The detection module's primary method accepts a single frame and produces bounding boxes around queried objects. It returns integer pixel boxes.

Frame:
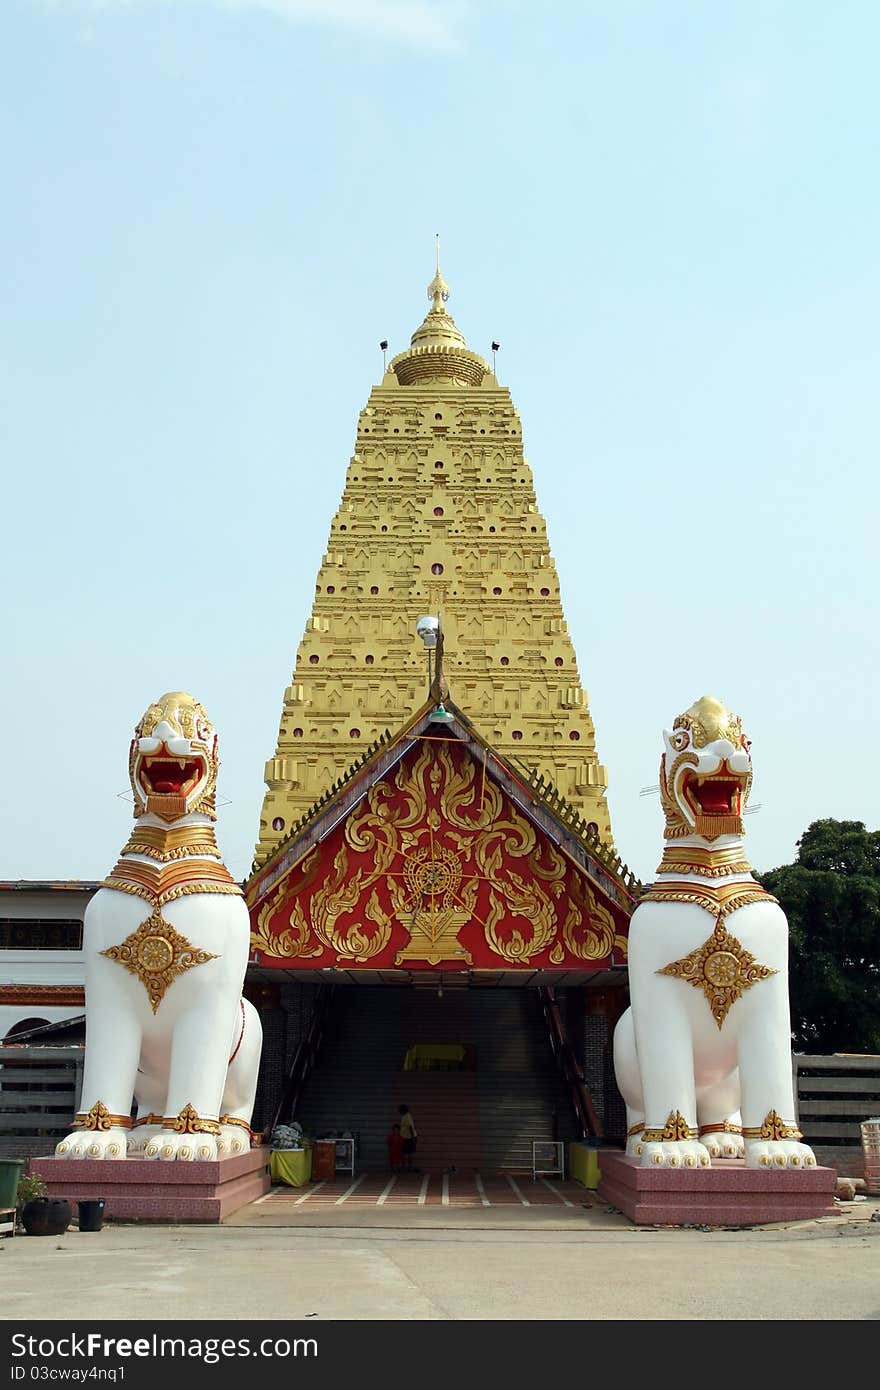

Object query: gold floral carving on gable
[482,869,556,964]
[252,738,623,970]
[561,874,617,962]
[101,908,218,1013]
[251,880,323,960]
[657,919,776,1028]
[306,843,393,962]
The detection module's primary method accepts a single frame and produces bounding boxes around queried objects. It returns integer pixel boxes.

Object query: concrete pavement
[3,1195,879,1322]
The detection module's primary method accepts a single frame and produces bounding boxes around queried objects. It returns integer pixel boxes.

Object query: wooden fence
[793,1053,880,1177]
[0,1044,83,1162]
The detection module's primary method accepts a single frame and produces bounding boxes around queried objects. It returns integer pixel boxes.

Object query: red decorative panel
[250,736,629,972]
[0,986,85,1006]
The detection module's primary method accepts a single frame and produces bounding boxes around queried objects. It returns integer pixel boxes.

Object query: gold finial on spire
[389,240,487,383]
[427,232,450,307]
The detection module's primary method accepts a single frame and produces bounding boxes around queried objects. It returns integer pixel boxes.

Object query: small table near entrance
[404,1042,466,1072]
[334,1137,356,1177]
[269,1148,312,1187]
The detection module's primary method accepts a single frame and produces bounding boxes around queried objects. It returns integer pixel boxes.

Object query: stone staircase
[294,986,576,1172]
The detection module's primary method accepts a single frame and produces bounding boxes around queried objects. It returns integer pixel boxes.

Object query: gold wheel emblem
[101,907,218,1013]
[658,918,776,1028]
[396,841,471,966]
[703,951,740,988]
[404,845,462,901]
[138,934,175,971]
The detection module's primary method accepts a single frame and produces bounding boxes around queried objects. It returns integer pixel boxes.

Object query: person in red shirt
[386,1122,404,1173]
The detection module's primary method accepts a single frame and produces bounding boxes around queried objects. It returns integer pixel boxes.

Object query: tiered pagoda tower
[254,258,612,869]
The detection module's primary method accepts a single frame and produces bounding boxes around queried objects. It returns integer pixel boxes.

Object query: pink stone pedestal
[597,1150,837,1227]
[34,1149,270,1223]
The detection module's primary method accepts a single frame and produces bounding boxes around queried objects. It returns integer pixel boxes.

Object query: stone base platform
[34,1149,270,1223]
[597,1150,838,1227]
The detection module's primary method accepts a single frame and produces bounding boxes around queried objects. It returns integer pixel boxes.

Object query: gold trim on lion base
[741,1110,803,1141]
[641,1111,698,1143]
[162,1103,221,1137]
[73,1102,132,1131]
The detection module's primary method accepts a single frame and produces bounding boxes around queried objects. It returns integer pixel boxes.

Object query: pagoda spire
[427,232,450,308]
[409,237,467,352]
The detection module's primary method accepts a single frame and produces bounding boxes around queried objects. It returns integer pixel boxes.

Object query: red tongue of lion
[700,780,733,814]
[152,764,186,794]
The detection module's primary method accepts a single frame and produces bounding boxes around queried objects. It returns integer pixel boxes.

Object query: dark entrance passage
[268,984,580,1174]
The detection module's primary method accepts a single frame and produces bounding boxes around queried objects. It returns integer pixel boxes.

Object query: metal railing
[538,986,603,1141]
[269,984,335,1134]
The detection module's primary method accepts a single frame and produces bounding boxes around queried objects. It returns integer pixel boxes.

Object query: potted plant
[17,1171,71,1237]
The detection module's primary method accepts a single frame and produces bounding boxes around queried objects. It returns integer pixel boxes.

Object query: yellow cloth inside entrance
[568,1142,601,1189]
[403,1042,466,1071]
[270,1148,312,1187]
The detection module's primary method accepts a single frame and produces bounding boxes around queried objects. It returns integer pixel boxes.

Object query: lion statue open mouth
[612,696,816,1171]
[55,692,262,1162]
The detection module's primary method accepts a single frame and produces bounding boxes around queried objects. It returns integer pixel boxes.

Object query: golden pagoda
[254,255,611,868]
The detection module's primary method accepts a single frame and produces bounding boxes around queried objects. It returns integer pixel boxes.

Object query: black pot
[21,1197,71,1237]
[77,1199,105,1232]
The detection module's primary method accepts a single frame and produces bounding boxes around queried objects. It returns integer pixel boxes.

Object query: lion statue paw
[745,1139,816,1169]
[145,1131,218,1162]
[55,1129,129,1161]
[642,1140,711,1169]
[217,1124,250,1157]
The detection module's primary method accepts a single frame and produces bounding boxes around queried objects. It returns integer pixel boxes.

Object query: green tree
[758,819,880,1054]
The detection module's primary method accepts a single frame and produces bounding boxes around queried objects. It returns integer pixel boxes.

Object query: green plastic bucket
[0,1159,24,1210]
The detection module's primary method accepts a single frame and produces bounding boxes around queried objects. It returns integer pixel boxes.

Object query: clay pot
[20,1197,71,1236]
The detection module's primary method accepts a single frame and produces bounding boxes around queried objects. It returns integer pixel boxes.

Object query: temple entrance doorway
[246,974,627,1194]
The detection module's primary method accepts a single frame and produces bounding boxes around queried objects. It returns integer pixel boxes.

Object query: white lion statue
[613,696,816,1171]
[56,692,262,1162]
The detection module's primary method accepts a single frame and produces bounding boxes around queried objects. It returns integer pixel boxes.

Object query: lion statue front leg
[142,924,250,1162]
[696,1073,744,1159]
[614,998,710,1167]
[218,1000,263,1156]
[737,980,816,1169]
[55,914,144,1161]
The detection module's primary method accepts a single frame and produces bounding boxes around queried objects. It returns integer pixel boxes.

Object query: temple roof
[247,696,640,915]
[246,698,637,983]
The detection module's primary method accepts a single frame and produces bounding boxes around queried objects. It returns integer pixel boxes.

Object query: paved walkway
[245,1170,586,1214]
[2,1189,878,1322]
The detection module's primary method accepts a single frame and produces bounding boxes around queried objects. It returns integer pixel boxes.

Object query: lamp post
[416,615,453,722]
[416,614,441,694]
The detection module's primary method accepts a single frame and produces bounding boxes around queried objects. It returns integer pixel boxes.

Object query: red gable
[247,724,633,974]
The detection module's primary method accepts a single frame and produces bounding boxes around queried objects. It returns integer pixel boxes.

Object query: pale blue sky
[2,0,877,886]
